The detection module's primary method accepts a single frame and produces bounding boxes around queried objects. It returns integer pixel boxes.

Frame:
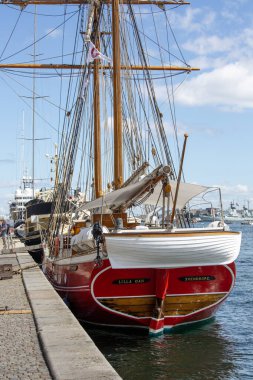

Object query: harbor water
[85,223,253,380]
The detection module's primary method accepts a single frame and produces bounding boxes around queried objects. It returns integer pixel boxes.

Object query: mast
[32,5,37,198]
[93,7,102,198]
[21,111,25,180]
[112,0,123,189]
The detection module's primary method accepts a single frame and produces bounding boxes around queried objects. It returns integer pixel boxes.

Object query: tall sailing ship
[2,0,241,335]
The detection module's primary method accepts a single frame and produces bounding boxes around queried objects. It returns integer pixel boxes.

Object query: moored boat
[43,173,241,335]
[44,227,239,335]
[241,220,253,225]
[9,176,34,224]
[5,0,240,335]
[25,198,53,264]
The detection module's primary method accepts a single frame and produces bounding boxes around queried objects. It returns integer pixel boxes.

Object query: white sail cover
[80,176,210,211]
[143,181,209,210]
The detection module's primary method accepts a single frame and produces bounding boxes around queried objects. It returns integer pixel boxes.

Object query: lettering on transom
[179,276,216,282]
[112,278,150,285]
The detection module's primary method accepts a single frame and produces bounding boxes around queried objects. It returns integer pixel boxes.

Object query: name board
[179,276,215,282]
[113,278,150,285]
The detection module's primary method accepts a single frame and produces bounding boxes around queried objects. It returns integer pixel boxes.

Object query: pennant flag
[87,42,111,64]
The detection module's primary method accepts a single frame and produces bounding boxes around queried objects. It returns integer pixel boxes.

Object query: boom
[0,63,199,71]
[0,1,190,6]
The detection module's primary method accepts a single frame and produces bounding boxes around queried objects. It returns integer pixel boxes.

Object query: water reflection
[86,321,237,380]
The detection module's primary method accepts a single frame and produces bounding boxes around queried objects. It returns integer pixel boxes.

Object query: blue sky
[171,0,253,209]
[0,0,252,215]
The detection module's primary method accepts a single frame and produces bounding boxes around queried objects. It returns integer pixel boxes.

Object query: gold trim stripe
[99,293,227,318]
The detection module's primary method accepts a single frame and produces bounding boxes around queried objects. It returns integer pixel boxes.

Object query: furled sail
[79,166,163,211]
[81,170,210,212]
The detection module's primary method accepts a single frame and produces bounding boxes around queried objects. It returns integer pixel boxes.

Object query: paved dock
[0,239,121,380]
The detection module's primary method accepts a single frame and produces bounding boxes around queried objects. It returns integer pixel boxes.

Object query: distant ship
[224,202,253,223]
[9,176,34,223]
[198,202,253,224]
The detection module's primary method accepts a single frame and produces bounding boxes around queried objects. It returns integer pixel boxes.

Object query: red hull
[44,257,236,335]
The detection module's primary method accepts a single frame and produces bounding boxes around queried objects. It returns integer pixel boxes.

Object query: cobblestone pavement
[0,245,52,380]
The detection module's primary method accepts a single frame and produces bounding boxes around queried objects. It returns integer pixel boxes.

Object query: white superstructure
[9,177,34,222]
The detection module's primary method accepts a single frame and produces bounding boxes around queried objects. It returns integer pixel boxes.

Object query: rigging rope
[128,3,176,177]
[47,3,104,250]
[0,10,79,63]
[57,4,68,145]
[0,8,23,60]
[6,4,78,17]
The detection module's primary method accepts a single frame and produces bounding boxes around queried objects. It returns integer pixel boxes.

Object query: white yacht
[9,176,34,223]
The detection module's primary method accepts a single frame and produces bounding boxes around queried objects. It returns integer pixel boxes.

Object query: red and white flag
[87,42,111,64]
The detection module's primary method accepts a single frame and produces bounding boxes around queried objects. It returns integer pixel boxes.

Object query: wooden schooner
[2,0,241,335]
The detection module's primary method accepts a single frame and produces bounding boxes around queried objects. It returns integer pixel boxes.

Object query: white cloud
[221,9,242,24]
[186,28,253,65]
[219,184,249,195]
[152,15,253,111]
[171,8,215,33]
[188,55,226,71]
[46,28,62,39]
[183,35,234,55]
[217,184,253,209]
[174,62,253,111]
[241,28,253,50]
[196,183,253,209]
